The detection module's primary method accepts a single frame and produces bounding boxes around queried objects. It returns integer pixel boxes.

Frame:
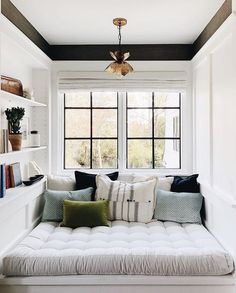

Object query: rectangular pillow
[47,175,75,191]
[42,187,93,222]
[133,175,173,191]
[62,200,109,228]
[75,171,119,200]
[171,174,200,193]
[154,189,203,224]
[96,174,158,223]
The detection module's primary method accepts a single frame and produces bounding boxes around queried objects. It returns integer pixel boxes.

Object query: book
[5,165,11,189]
[9,162,22,187]
[0,129,9,153]
[0,164,6,198]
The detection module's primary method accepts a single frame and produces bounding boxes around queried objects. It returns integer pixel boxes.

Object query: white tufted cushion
[3,221,233,276]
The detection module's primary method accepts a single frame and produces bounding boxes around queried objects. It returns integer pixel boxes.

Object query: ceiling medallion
[105,18,134,77]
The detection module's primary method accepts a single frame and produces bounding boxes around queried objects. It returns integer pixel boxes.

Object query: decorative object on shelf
[23,88,34,101]
[23,174,44,186]
[21,117,29,147]
[105,18,134,77]
[28,161,43,177]
[5,107,25,151]
[0,129,9,153]
[1,75,23,96]
[30,130,40,147]
[9,162,22,187]
[0,164,6,198]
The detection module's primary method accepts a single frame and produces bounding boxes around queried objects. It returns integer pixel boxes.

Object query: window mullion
[118,92,126,172]
[90,92,93,169]
[152,92,155,169]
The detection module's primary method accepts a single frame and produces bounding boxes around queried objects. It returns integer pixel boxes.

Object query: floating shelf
[0,90,47,107]
[0,146,47,159]
[0,176,47,208]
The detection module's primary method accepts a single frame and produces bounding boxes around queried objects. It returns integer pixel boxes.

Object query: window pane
[65,92,90,107]
[92,92,117,107]
[154,139,180,168]
[154,92,180,107]
[128,109,152,137]
[154,109,180,138]
[127,92,152,108]
[65,109,90,138]
[93,109,117,137]
[92,139,117,168]
[65,140,90,168]
[128,139,152,168]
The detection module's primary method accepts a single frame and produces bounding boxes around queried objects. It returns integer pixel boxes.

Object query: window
[63,91,181,170]
[64,92,118,169]
[126,92,181,169]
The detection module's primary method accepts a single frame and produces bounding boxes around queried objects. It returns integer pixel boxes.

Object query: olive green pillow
[62,200,109,228]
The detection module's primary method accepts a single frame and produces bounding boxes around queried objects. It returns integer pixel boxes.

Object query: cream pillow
[96,174,158,223]
[133,175,173,191]
[47,175,76,191]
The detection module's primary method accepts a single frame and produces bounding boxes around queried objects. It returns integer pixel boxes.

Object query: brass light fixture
[105,18,134,77]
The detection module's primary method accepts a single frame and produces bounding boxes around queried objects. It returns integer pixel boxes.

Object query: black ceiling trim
[1,0,232,61]
[193,0,232,56]
[1,0,51,56]
[50,44,193,61]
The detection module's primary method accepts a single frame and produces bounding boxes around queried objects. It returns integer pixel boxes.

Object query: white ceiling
[11,0,225,45]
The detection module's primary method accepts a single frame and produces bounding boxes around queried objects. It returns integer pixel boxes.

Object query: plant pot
[9,133,22,151]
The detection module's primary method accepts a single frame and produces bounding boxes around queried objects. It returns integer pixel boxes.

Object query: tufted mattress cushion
[3,221,234,276]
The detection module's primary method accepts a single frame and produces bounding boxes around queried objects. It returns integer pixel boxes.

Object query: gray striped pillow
[96,175,158,223]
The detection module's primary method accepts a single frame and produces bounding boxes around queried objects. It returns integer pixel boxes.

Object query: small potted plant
[5,107,25,151]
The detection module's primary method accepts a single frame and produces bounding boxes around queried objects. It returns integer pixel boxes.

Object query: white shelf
[0,90,47,107]
[0,176,47,208]
[0,146,47,159]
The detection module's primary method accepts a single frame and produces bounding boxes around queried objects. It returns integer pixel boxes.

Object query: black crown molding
[1,0,51,56]
[50,44,193,61]
[193,0,232,56]
[1,0,232,61]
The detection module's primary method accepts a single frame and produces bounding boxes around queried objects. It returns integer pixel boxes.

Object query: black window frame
[64,92,119,170]
[126,92,181,169]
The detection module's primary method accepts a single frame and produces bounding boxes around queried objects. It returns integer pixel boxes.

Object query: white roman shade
[58,71,188,91]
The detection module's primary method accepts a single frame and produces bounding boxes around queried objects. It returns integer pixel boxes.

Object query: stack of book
[0,129,9,153]
[0,162,22,198]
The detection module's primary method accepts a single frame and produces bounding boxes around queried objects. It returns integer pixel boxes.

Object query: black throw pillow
[171,174,200,193]
[75,171,119,200]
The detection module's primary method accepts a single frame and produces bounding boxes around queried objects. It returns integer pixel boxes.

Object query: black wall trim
[193,0,232,56]
[50,44,193,61]
[1,0,232,61]
[1,0,50,56]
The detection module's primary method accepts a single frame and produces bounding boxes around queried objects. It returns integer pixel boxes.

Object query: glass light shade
[105,61,134,77]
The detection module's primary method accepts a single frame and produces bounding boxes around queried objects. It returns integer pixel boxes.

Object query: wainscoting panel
[211,33,236,198]
[193,57,211,183]
[193,14,236,259]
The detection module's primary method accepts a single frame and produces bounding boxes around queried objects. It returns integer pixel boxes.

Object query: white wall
[192,14,236,257]
[52,61,193,176]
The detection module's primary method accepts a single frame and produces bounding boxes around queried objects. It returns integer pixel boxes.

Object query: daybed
[0,174,235,293]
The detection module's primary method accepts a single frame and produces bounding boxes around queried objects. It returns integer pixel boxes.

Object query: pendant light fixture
[105,18,134,77]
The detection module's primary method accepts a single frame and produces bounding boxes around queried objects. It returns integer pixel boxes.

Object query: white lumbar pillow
[47,175,76,191]
[96,174,158,223]
[133,175,173,191]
